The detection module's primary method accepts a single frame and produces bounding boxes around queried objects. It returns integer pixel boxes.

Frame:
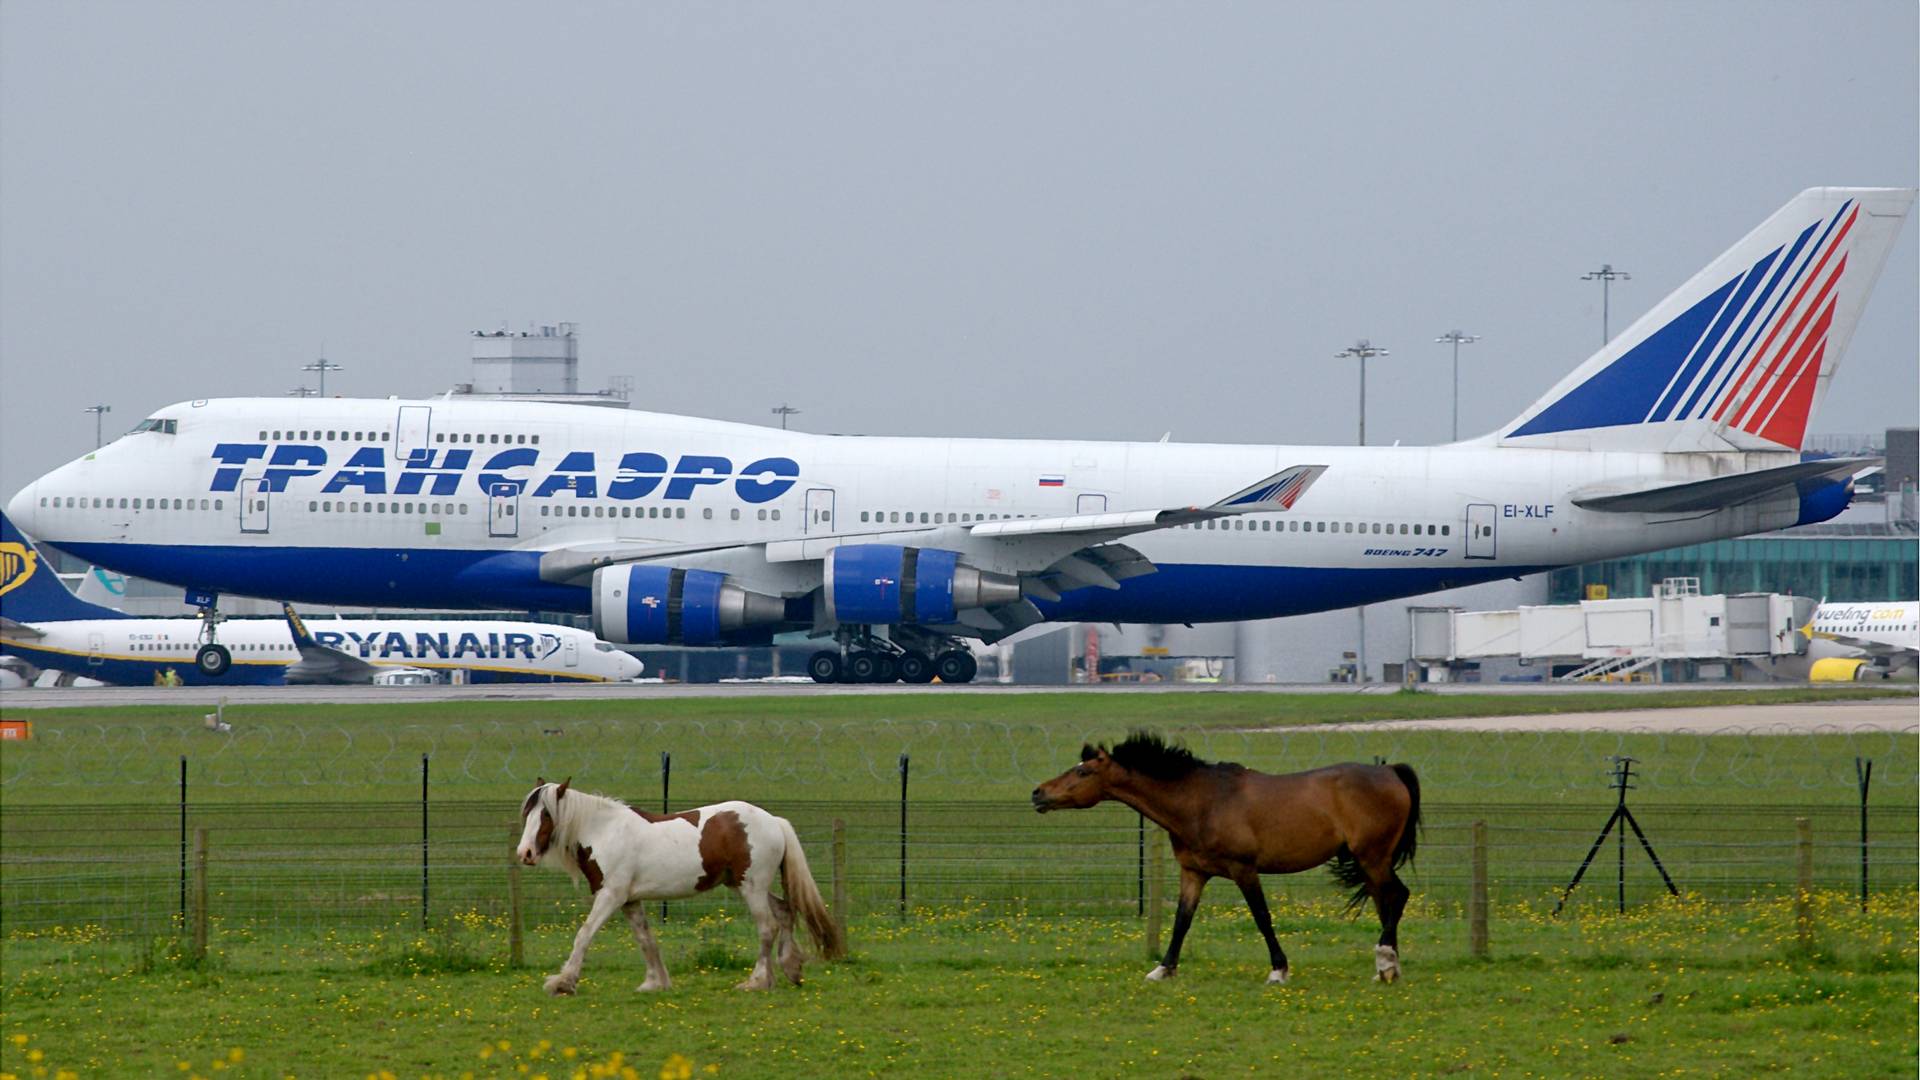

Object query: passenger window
[376,503,385,514]
[757,509,767,521]
[731,509,741,520]
[771,509,780,521]
[435,434,444,443]
[272,430,281,440]
[532,436,540,445]
[703,508,714,520]
[258,431,268,440]
[459,504,468,515]
[37,497,45,507]
[1442,525,1450,536]
[890,512,900,523]
[215,499,223,510]
[323,501,332,511]
[381,433,390,441]
[174,499,183,509]
[309,501,318,511]
[860,512,869,522]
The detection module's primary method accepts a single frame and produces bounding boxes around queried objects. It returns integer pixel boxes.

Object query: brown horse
[1032,731,1420,984]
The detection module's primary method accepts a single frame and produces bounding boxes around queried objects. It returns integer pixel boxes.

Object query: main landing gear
[808,628,978,685]
[193,594,231,678]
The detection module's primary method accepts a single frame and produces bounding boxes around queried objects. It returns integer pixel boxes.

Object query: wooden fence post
[1795,817,1813,948]
[508,857,525,969]
[831,818,848,936]
[1469,821,1489,959]
[191,827,209,962]
[1146,837,1165,959]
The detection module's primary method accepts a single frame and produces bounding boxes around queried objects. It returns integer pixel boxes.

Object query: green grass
[2,892,1913,1079]
[2,687,1912,805]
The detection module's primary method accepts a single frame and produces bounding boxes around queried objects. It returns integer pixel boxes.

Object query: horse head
[1031,744,1113,813]
[514,776,571,865]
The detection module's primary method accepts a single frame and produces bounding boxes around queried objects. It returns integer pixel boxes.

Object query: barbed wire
[1,717,1913,794]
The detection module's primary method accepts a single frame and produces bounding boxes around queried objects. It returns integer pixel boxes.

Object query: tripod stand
[1553,756,1678,915]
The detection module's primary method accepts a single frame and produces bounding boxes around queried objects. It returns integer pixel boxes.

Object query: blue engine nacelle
[825,544,1022,625]
[590,564,787,646]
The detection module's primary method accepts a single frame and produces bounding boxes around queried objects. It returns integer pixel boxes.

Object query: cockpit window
[130,418,179,434]
[594,642,616,653]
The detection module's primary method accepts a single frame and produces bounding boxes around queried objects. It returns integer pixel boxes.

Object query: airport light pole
[84,404,111,448]
[1580,264,1630,345]
[1335,340,1387,683]
[303,355,344,397]
[287,386,319,398]
[1435,331,1480,442]
[1336,340,1388,447]
[771,404,801,430]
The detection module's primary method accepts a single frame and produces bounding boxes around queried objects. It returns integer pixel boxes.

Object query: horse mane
[1096,730,1241,780]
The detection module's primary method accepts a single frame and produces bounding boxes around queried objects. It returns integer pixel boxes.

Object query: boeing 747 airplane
[6,188,1913,683]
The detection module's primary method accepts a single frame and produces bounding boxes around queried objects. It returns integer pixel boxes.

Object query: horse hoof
[544,976,577,996]
[1144,965,1173,982]
[636,980,669,993]
[734,978,772,991]
[1374,945,1401,983]
[1266,968,1289,986]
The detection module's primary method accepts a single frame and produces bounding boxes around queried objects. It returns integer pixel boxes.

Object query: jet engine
[591,564,786,646]
[824,544,1022,625]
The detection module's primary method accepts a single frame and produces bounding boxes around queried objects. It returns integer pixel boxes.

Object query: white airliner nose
[5,482,39,535]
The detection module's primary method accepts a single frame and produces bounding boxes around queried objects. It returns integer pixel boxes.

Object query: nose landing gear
[191,592,231,678]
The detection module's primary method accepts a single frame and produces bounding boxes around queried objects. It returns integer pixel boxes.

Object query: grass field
[2,893,1914,1079]
[3,689,1915,1078]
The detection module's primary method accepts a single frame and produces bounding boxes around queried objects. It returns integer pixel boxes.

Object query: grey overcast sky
[2,2,1915,498]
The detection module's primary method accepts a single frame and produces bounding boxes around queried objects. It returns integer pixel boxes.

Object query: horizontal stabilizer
[1571,457,1876,513]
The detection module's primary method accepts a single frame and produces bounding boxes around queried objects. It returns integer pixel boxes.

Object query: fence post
[1146,836,1164,959]
[831,818,848,936]
[1794,817,1813,948]
[1136,814,1145,917]
[660,750,671,923]
[508,841,525,969]
[1856,757,1872,913]
[1469,821,1489,958]
[191,827,209,962]
[420,753,429,931]
[898,753,909,918]
[178,755,187,931]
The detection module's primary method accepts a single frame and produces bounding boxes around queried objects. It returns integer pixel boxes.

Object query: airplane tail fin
[1500,188,1915,453]
[0,511,131,623]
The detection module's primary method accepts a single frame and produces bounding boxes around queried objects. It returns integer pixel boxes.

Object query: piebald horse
[515,779,846,993]
[1032,732,1420,984]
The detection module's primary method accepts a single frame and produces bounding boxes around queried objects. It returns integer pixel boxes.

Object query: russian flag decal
[1037,474,1065,487]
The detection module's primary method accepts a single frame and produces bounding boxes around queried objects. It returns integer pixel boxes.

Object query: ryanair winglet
[0,511,131,623]
[282,602,318,648]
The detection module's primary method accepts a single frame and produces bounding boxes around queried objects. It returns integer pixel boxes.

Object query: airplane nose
[5,482,38,534]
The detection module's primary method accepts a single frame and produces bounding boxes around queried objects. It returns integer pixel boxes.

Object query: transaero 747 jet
[6,188,1913,684]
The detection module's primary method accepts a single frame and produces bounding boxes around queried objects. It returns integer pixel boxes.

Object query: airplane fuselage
[8,397,1828,624]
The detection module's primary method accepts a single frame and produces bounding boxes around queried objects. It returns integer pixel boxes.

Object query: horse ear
[536,775,546,787]
[556,777,571,799]
[1079,743,1099,762]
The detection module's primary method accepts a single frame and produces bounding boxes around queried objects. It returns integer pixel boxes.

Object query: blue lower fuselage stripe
[50,541,1549,625]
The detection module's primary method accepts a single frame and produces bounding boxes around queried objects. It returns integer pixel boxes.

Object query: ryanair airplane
[0,514,643,686]
[5,188,1912,684]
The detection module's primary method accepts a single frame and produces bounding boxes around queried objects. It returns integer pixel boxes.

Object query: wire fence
[3,717,1916,797]
[2,794,1913,940]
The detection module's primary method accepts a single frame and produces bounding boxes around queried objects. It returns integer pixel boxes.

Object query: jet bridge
[1410,579,1817,683]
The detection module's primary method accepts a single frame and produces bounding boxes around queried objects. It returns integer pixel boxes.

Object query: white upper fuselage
[5,396,1816,624]
[1807,601,1920,659]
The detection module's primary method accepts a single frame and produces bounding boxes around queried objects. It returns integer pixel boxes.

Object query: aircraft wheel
[807,651,843,684]
[874,654,900,683]
[934,650,976,684]
[897,651,935,684]
[847,652,883,683]
[195,644,232,678]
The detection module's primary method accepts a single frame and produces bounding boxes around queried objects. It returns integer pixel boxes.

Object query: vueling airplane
[1799,601,1919,681]
[5,188,1913,684]
[0,514,643,686]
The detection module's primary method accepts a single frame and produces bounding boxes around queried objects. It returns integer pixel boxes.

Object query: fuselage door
[488,483,519,538]
[87,631,105,666]
[395,406,433,466]
[563,636,579,668]
[1077,494,1108,514]
[1464,503,1496,560]
[240,478,271,534]
[804,488,835,534]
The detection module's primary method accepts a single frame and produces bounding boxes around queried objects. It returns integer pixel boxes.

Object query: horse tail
[1327,845,1372,913]
[777,817,846,961]
[1390,763,1421,870]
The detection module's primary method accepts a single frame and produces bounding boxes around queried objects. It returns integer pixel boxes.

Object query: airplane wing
[539,464,1327,588]
[0,616,46,640]
[1570,457,1877,513]
[281,603,380,684]
[1801,624,1912,659]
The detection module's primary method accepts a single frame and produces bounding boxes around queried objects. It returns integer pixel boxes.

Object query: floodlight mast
[84,403,111,449]
[302,355,344,397]
[1580,264,1631,345]
[1334,339,1388,684]
[771,404,801,430]
[1434,331,1480,442]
